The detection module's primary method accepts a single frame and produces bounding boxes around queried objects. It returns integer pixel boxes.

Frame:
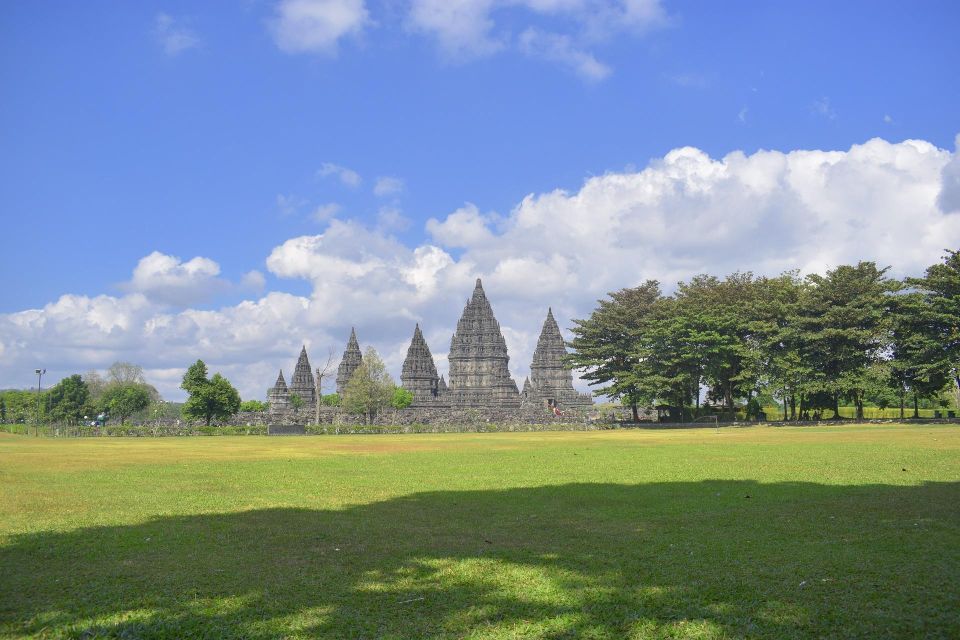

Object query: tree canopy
[341,348,395,423]
[180,360,241,426]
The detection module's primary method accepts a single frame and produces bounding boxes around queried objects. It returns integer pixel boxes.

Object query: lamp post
[35,368,45,436]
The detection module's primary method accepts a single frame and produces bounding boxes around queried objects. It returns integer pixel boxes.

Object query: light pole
[35,368,45,436]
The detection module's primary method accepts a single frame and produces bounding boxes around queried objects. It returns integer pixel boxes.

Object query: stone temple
[268,279,592,414]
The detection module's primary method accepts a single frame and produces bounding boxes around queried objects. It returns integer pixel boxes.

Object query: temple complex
[267,279,591,417]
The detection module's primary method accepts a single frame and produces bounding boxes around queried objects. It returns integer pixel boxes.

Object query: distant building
[267,279,592,415]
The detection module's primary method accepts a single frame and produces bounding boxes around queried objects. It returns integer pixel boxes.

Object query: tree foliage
[341,348,395,423]
[391,386,414,409]
[239,400,268,412]
[47,374,90,425]
[568,255,958,421]
[180,360,241,426]
[100,383,151,424]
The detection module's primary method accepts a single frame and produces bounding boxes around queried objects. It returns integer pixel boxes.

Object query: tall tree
[568,281,662,421]
[47,374,90,424]
[908,249,960,392]
[801,262,898,419]
[100,383,150,424]
[180,360,242,426]
[341,348,395,423]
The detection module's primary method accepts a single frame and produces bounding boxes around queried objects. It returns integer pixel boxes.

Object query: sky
[1,0,959,401]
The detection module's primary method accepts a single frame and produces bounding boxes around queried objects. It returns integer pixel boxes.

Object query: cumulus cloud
[374,176,405,197]
[317,162,362,187]
[407,0,666,78]
[938,134,960,214]
[312,202,341,222]
[123,251,226,307]
[269,0,368,55]
[155,13,200,56]
[3,137,959,403]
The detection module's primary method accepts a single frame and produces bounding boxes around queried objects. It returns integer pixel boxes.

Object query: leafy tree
[48,374,90,424]
[568,281,662,421]
[908,249,960,392]
[341,348,395,423]
[391,386,414,409]
[180,360,242,426]
[239,400,268,412]
[289,393,304,414]
[0,396,6,423]
[320,393,341,407]
[800,262,898,419]
[100,383,150,424]
[84,370,107,401]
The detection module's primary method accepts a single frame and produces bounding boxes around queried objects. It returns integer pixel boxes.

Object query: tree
[341,348,395,423]
[239,400,268,412]
[100,383,150,424]
[320,393,341,407]
[180,360,242,426]
[800,262,898,419]
[107,361,146,385]
[313,347,336,425]
[908,249,960,393]
[48,374,90,424]
[391,386,414,409]
[289,393,304,414]
[568,281,662,421]
[0,396,6,423]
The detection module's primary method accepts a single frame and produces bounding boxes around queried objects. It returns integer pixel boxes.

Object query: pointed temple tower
[267,370,290,413]
[447,279,520,408]
[289,346,317,410]
[524,308,592,409]
[336,328,363,395]
[400,324,444,406]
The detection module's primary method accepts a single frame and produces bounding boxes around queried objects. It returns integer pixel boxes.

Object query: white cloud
[241,270,267,292]
[3,136,958,404]
[938,134,960,213]
[317,162,362,187]
[374,176,405,197]
[518,28,611,81]
[738,106,748,123]
[277,193,308,216]
[124,251,225,307]
[312,202,341,221]
[377,206,412,232]
[155,13,200,56]
[407,0,666,77]
[269,0,369,55]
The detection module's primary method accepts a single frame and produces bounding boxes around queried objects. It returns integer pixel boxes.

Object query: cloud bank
[2,137,957,402]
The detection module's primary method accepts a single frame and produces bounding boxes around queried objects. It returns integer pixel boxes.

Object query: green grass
[1,425,958,639]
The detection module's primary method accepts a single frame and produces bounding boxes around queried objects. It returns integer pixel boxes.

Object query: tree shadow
[2,480,958,638]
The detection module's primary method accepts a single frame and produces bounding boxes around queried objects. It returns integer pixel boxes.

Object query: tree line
[568,250,960,421]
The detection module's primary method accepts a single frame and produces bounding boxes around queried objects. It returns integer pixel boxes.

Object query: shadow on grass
[2,480,959,639]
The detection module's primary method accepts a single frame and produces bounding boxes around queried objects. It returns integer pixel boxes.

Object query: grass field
[1,425,958,639]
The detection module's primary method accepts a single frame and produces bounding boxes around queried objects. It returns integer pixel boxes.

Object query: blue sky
[1,0,959,399]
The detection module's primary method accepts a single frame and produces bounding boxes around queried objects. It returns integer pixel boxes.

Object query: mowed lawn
[1,425,958,639]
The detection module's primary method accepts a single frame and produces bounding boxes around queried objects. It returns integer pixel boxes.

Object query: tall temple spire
[447,278,520,408]
[289,345,316,407]
[336,328,363,395]
[268,369,291,413]
[528,308,592,409]
[401,323,442,405]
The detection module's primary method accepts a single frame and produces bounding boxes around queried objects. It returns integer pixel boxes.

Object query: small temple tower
[447,279,520,408]
[525,308,592,409]
[336,328,363,395]
[267,370,290,413]
[400,324,443,405]
[289,346,317,410]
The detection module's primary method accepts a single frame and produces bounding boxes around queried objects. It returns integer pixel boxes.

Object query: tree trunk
[913,393,920,419]
[631,401,639,423]
[789,394,796,421]
[899,392,905,420]
[782,388,788,422]
[832,393,841,420]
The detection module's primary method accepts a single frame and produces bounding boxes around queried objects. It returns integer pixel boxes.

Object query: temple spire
[336,328,364,395]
